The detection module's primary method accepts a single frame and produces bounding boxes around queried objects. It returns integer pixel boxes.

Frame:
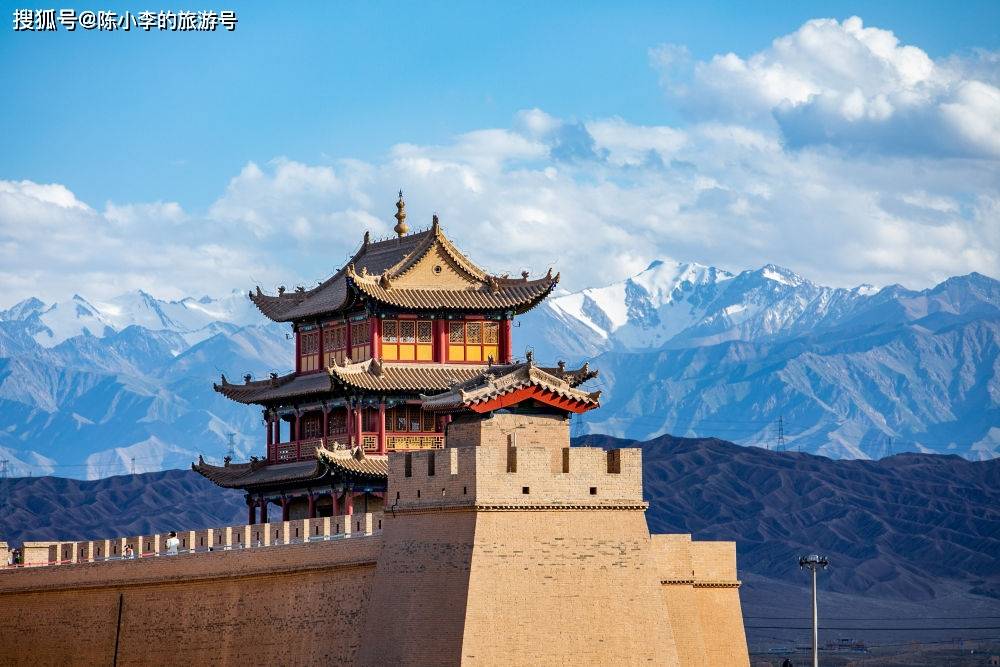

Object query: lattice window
[327,410,347,434]
[382,320,398,342]
[383,319,432,361]
[299,331,320,372]
[400,320,415,343]
[447,320,500,363]
[302,416,321,439]
[322,323,347,367]
[351,321,370,345]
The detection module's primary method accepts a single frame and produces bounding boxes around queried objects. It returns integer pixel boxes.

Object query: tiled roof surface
[348,274,556,312]
[248,225,557,321]
[214,372,332,405]
[330,359,488,392]
[420,360,602,412]
[316,446,389,477]
[191,457,326,489]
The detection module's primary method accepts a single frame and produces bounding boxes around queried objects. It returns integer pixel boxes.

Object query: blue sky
[1,1,998,304]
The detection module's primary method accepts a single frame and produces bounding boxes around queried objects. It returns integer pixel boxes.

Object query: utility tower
[0,458,8,479]
[799,554,829,667]
[226,432,236,461]
[776,415,785,452]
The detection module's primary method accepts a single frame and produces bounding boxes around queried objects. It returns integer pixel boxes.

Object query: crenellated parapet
[386,412,643,513]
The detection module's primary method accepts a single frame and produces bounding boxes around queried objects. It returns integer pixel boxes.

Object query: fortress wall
[460,509,679,666]
[446,412,570,452]
[653,534,709,665]
[690,541,750,666]
[473,444,644,504]
[360,510,477,666]
[389,444,644,510]
[0,542,7,565]
[0,537,381,666]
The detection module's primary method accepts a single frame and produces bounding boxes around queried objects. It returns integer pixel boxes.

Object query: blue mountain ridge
[0,266,996,476]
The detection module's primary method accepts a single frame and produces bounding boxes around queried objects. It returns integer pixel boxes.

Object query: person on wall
[165,531,180,556]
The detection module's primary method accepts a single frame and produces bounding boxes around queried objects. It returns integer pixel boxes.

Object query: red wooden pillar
[434,319,448,362]
[332,489,341,516]
[322,406,329,446]
[281,496,290,522]
[247,496,256,525]
[345,319,353,362]
[259,497,268,524]
[345,491,354,516]
[265,413,273,461]
[317,324,324,368]
[346,404,355,446]
[502,318,513,363]
[377,401,386,454]
[370,317,381,360]
[307,493,316,519]
[355,406,364,448]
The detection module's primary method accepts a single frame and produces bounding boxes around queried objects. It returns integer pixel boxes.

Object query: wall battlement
[389,411,644,512]
[6,513,383,567]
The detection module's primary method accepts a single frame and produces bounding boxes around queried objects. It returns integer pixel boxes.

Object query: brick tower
[360,361,749,666]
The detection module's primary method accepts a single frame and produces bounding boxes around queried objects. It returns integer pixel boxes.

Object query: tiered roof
[421,356,601,414]
[215,358,597,405]
[191,446,388,490]
[191,455,327,490]
[249,218,558,322]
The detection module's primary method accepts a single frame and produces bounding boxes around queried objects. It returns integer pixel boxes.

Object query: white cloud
[653,16,1000,159]
[0,17,996,309]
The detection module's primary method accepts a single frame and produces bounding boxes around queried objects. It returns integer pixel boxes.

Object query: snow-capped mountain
[0,290,291,479]
[521,264,999,460]
[0,289,263,349]
[0,266,997,478]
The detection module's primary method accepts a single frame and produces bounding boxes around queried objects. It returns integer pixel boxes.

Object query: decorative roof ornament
[277,285,286,295]
[243,373,252,384]
[380,273,392,289]
[525,350,534,365]
[363,230,370,245]
[432,213,440,232]
[393,190,409,237]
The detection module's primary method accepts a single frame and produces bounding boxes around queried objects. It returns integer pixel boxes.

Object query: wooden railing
[385,433,444,450]
[274,438,324,462]
[269,432,445,461]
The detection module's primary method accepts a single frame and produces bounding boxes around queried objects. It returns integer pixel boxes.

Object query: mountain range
[4,436,998,648]
[0,261,997,477]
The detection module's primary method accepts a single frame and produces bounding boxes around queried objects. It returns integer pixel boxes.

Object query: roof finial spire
[394,190,409,237]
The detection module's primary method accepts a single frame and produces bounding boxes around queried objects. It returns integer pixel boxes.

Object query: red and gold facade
[194,194,596,517]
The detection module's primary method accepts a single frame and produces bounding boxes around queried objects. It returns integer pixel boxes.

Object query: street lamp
[799,554,829,667]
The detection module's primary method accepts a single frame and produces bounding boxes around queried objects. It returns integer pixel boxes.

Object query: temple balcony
[268,432,444,463]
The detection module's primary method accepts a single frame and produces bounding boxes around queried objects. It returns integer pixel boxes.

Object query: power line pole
[131,457,136,475]
[0,458,8,479]
[777,415,785,452]
[226,432,236,461]
[800,554,829,667]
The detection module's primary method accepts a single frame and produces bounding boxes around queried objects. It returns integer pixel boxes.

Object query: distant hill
[3,435,999,648]
[575,434,1000,602]
[0,469,246,545]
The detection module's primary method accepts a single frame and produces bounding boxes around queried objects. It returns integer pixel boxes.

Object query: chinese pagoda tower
[194,193,597,524]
